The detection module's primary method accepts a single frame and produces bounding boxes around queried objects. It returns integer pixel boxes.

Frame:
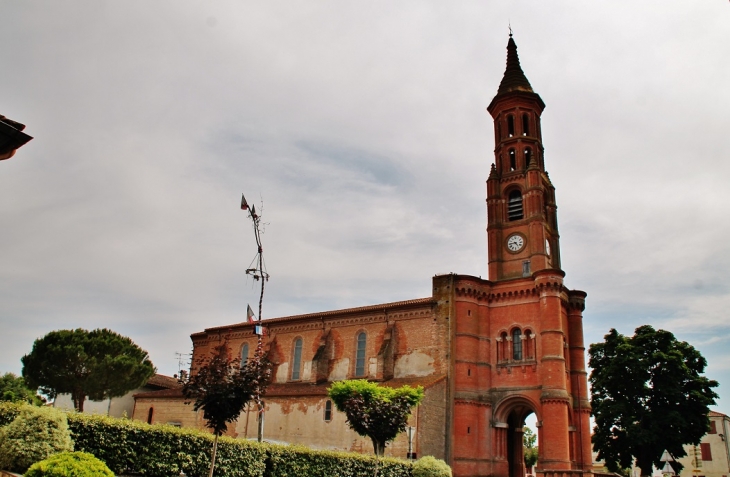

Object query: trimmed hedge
[0,402,412,477]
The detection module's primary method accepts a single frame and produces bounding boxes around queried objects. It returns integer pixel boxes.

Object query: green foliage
[0,405,73,473]
[25,451,114,477]
[0,402,413,477]
[589,325,719,477]
[412,455,452,477]
[22,328,155,412]
[0,372,44,406]
[265,443,409,477]
[523,426,538,469]
[329,380,424,456]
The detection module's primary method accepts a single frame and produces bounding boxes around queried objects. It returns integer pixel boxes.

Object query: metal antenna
[240,193,270,443]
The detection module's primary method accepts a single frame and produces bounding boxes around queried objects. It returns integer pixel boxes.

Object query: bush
[412,455,451,477]
[0,405,73,473]
[25,451,114,477]
[0,403,412,477]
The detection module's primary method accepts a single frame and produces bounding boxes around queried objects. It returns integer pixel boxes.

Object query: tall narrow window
[507,190,523,221]
[291,338,303,380]
[324,399,333,421]
[509,149,516,171]
[524,330,532,359]
[507,115,515,137]
[512,329,522,360]
[522,113,530,136]
[701,443,713,461]
[522,260,531,277]
[355,332,367,377]
[147,407,154,424]
[709,421,717,434]
[240,343,249,366]
[524,148,532,167]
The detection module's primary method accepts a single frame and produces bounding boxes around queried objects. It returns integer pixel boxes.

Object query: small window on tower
[509,149,516,171]
[524,148,532,167]
[507,115,515,137]
[522,260,531,277]
[523,113,530,136]
[324,399,333,422]
[507,190,523,221]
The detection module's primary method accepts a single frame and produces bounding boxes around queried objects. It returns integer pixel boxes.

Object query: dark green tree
[21,328,155,412]
[0,373,44,406]
[182,339,272,477]
[589,325,718,477]
[328,379,424,456]
[523,426,538,470]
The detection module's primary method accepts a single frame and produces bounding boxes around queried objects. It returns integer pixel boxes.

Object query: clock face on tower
[506,234,525,253]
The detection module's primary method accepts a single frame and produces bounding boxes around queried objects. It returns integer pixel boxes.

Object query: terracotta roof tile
[194,297,434,336]
[146,374,181,389]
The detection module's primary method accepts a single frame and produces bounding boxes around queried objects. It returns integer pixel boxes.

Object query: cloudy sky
[1,1,729,416]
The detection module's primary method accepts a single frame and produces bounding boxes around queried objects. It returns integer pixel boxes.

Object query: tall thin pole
[241,194,269,443]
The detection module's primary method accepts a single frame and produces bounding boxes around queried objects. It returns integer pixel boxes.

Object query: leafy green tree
[328,380,424,456]
[21,328,155,412]
[523,426,538,470]
[181,339,272,477]
[589,325,718,477]
[0,373,44,405]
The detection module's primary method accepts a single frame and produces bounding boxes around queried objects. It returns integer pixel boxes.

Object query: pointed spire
[488,162,498,179]
[496,35,534,95]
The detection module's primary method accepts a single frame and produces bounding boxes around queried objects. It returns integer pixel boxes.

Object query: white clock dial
[507,234,525,252]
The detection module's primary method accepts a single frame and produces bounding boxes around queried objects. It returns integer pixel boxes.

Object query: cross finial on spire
[508,23,513,38]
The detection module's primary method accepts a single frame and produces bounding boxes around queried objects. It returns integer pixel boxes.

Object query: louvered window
[291,338,303,380]
[508,190,523,221]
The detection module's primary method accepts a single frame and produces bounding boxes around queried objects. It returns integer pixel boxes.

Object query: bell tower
[486,34,561,281]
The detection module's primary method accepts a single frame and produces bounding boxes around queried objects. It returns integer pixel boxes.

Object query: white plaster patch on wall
[302,361,312,381]
[394,351,434,378]
[276,362,290,383]
[329,358,349,381]
[368,357,377,377]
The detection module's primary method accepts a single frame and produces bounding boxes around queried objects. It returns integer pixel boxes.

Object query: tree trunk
[208,433,219,477]
[371,438,385,456]
[73,391,85,412]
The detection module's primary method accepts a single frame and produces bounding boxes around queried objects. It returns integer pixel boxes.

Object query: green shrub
[0,402,412,477]
[25,451,114,477]
[0,405,73,473]
[412,455,451,477]
[265,443,409,477]
[0,401,22,426]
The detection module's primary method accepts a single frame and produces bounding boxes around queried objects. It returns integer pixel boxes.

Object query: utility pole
[240,193,270,443]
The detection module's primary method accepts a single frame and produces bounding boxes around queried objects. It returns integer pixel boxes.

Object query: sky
[1,1,729,417]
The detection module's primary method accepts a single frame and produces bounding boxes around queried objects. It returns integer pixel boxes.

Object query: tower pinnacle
[496,36,534,96]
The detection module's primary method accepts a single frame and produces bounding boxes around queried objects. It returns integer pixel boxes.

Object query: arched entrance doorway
[495,397,539,477]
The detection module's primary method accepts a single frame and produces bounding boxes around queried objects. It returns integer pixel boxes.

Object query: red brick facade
[134,35,592,477]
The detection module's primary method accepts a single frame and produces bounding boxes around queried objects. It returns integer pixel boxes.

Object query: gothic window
[507,115,515,137]
[355,332,367,377]
[509,149,516,171]
[524,148,532,167]
[522,113,530,136]
[291,338,303,380]
[324,399,333,421]
[240,343,249,366]
[507,190,523,221]
[512,328,523,360]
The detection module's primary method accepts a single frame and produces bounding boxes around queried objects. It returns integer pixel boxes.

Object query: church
[133,35,593,477]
